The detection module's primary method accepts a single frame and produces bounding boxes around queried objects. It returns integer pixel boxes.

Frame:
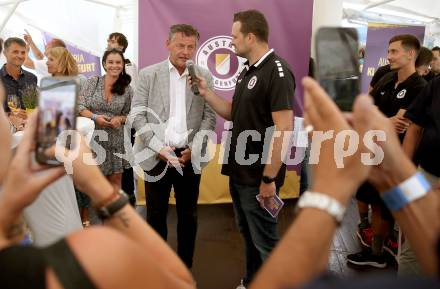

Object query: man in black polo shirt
[1,37,37,128]
[368,46,433,92]
[193,10,294,286]
[404,78,440,182]
[348,34,427,270]
[401,76,440,276]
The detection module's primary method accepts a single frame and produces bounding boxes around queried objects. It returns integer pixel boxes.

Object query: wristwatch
[262,175,276,184]
[96,190,129,220]
[297,191,346,225]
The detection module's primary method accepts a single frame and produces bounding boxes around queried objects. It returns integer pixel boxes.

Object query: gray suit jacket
[130,60,216,172]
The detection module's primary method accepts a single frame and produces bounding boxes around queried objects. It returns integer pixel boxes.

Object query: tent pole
[0,0,24,34]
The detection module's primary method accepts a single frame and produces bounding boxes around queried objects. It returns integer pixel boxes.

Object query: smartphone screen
[316,27,360,111]
[36,77,78,165]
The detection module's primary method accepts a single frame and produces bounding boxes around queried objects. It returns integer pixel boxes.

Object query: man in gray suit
[130,24,216,268]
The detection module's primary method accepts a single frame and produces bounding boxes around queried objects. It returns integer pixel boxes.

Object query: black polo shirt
[221,49,295,187]
[423,70,438,82]
[370,64,391,88]
[404,77,440,177]
[371,71,427,118]
[0,64,37,111]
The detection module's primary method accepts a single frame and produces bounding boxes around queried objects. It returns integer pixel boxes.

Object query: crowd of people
[0,8,440,289]
[347,36,440,275]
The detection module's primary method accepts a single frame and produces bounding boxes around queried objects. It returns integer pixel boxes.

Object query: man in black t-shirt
[403,77,440,183]
[402,80,440,276]
[193,10,295,286]
[348,34,427,271]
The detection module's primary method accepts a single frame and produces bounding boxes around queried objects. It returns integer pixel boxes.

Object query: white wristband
[297,191,346,224]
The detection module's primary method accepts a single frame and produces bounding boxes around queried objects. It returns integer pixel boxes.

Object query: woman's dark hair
[102,49,131,95]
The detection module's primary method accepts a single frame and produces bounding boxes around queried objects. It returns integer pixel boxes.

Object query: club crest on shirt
[248,76,258,89]
[397,89,407,99]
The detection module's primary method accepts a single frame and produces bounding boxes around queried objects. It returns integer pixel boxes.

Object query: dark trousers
[144,157,201,268]
[121,167,136,206]
[122,129,136,206]
[229,179,280,285]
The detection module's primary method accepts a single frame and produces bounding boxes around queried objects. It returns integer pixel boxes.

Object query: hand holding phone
[36,77,79,165]
[315,27,360,111]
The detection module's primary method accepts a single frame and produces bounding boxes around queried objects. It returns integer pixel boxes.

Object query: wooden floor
[329,198,397,277]
[92,198,397,289]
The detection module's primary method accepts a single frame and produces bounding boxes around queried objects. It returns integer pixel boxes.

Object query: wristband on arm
[297,191,346,225]
[381,172,431,211]
[95,189,129,220]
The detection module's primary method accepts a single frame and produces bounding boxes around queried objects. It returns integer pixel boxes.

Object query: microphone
[186,60,200,95]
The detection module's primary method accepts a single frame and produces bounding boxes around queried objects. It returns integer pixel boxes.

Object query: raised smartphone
[36,77,79,165]
[315,27,360,111]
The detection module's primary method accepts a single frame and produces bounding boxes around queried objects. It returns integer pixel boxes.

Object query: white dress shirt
[125,62,139,90]
[165,60,188,148]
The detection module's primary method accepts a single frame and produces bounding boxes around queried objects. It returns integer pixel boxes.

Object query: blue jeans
[229,179,280,285]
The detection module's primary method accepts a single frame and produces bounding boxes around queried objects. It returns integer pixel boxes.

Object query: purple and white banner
[138,0,314,203]
[43,32,101,78]
[361,23,425,92]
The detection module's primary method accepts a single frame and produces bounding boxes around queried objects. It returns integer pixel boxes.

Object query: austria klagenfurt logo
[247,76,257,89]
[196,36,245,91]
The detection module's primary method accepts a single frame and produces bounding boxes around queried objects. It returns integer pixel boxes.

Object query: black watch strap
[262,175,276,184]
[96,190,129,220]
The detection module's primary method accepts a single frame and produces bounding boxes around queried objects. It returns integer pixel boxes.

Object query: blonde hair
[47,47,78,76]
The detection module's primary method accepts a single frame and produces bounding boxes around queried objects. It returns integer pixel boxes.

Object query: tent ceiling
[343,0,440,24]
[0,0,133,8]
[0,0,137,60]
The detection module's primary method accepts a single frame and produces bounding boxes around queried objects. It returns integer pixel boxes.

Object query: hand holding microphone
[186,60,200,95]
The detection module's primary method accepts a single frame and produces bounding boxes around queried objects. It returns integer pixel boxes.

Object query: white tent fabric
[2,0,440,64]
[0,0,137,63]
[343,0,440,46]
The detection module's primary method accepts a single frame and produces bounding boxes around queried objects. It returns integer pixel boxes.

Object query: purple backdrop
[361,24,425,92]
[138,0,313,119]
[138,0,313,199]
[43,32,101,78]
